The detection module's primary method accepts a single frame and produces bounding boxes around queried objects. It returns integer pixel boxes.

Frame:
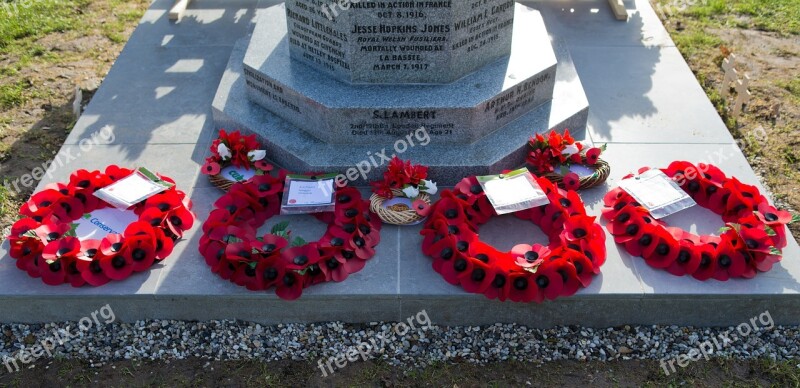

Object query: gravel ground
[1,319,796,372]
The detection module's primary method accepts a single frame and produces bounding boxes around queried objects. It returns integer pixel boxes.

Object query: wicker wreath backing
[543,157,611,190]
[370,188,431,226]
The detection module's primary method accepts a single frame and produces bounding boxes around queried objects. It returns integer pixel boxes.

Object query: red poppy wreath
[7,166,193,287]
[602,161,798,281]
[419,175,606,302]
[199,173,382,300]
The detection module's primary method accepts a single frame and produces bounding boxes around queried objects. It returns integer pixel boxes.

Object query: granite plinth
[218,34,587,185]
[284,0,516,84]
[244,3,556,145]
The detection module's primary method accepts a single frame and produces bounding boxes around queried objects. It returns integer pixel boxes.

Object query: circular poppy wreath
[199,173,382,300]
[7,166,194,287]
[419,175,607,303]
[602,161,797,281]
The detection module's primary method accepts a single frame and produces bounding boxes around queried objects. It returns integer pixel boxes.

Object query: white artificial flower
[402,186,420,199]
[248,150,267,161]
[217,143,232,160]
[422,179,438,195]
[561,144,580,156]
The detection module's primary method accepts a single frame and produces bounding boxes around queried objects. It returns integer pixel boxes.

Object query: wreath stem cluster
[420,175,606,302]
[603,161,796,281]
[199,173,382,300]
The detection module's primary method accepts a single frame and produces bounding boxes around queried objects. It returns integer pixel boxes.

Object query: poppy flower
[125,238,157,272]
[532,260,564,300]
[608,210,648,244]
[724,178,761,216]
[690,244,718,281]
[38,250,68,286]
[231,262,260,288]
[144,191,183,213]
[562,172,581,191]
[622,222,659,258]
[275,271,305,300]
[585,148,602,165]
[10,237,43,272]
[563,215,598,242]
[253,254,285,290]
[465,195,495,225]
[567,251,595,287]
[420,229,446,257]
[413,199,432,217]
[164,206,194,238]
[69,169,109,199]
[738,226,774,254]
[430,197,468,227]
[507,272,541,303]
[512,244,548,271]
[99,234,126,256]
[549,256,581,297]
[25,189,65,214]
[281,244,321,271]
[711,236,747,281]
[640,226,679,269]
[439,250,475,286]
[201,239,227,269]
[105,165,133,182]
[42,236,81,263]
[225,241,256,264]
[454,176,484,198]
[74,240,110,286]
[427,235,461,273]
[33,223,70,245]
[49,197,84,222]
[152,227,175,260]
[249,174,284,197]
[255,234,288,256]
[254,160,273,171]
[457,257,495,294]
[483,266,512,302]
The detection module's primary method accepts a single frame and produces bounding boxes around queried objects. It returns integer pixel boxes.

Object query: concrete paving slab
[64,45,234,148]
[2,0,799,327]
[573,46,736,144]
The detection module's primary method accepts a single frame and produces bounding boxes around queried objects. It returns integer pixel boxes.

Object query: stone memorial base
[1,0,799,327]
[214,4,589,184]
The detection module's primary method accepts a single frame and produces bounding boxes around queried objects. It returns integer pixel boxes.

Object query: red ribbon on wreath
[8,166,194,287]
[419,175,606,302]
[602,161,797,281]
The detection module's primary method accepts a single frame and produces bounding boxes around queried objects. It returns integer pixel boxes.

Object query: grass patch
[659,0,800,35]
[779,78,800,98]
[0,80,27,108]
[0,0,89,50]
[671,28,723,56]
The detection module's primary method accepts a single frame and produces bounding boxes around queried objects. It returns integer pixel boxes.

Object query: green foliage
[0,0,87,50]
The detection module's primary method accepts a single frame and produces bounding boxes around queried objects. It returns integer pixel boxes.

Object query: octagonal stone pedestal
[244,3,556,145]
[213,5,589,185]
[286,0,516,84]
